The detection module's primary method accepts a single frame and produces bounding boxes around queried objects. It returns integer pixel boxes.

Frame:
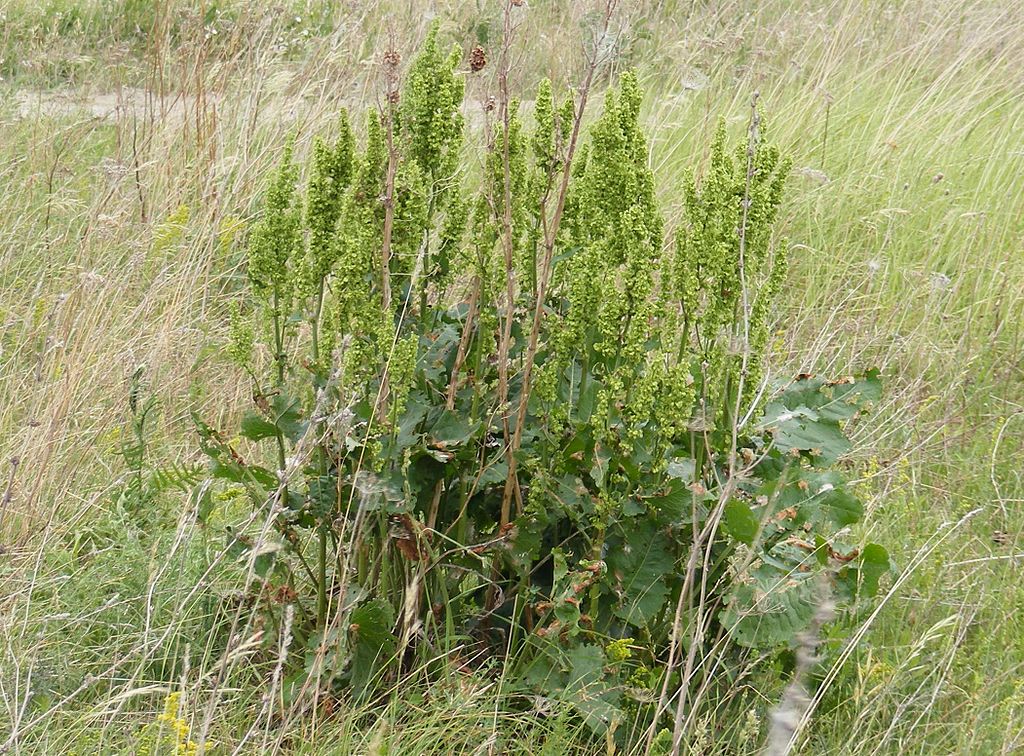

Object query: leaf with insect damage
[761,371,881,465]
[722,562,819,648]
[767,410,851,466]
[773,469,863,529]
[837,542,892,599]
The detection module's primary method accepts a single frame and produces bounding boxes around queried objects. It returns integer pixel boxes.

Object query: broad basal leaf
[762,371,882,466]
[723,565,819,648]
[348,598,397,697]
[723,498,761,545]
[606,519,674,628]
[775,470,864,528]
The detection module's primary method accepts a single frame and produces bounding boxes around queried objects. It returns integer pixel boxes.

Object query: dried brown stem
[377,34,401,423]
[446,279,481,410]
[495,1,521,531]
[500,0,620,520]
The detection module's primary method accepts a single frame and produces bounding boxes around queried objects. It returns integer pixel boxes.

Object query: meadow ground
[1,0,1022,753]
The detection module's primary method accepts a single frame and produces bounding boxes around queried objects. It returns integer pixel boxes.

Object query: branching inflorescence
[194,16,889,747]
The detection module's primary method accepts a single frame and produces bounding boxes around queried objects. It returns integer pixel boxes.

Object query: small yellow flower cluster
[135,693,198,756]
[605,637,635,663]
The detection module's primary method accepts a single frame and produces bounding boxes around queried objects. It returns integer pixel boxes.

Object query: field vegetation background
[1,0,1022,753]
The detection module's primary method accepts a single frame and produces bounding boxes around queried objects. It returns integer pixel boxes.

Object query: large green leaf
[723,498,761,545]
[770,411,851,465]
[819,370,882,420]
[723,565,819,648]
[348,598,397,698]
[550,475,596,524]
[239,411,279,441]
[565,643,605,691]
[644,478,699,523]
[238,392,306,443]
[666,457,696,483]
[606,519,674,627]
[773,370,881,422]
[762,371,881,466]
[307,474,339,519]
[521,642,622,736]
[838,542,893,598]
[428,410,480,448]
[269,391,306,442]
[858,543,891,596]
[192,481,215,524]
[564,644,621,734]
[775,470,864,528]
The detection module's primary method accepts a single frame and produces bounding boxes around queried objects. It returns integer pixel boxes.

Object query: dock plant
[192,17,891,746]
